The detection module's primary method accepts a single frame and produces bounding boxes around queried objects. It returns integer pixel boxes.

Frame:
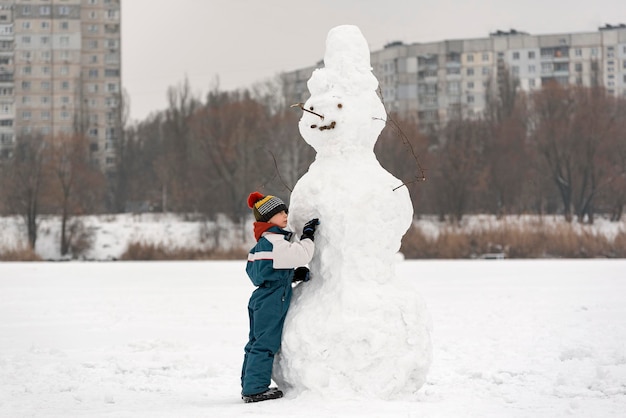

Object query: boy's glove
[292,267,310,283]
[301,218,319,241]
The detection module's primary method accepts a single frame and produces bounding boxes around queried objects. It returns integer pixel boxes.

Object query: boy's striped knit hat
[247,192,288,222]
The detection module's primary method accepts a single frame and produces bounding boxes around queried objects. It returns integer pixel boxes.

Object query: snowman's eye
[337,103,343,108]
[310,106,314,111]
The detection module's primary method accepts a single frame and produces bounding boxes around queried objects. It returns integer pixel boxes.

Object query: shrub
[0,246,43,261]
[401,222,623,259]
[120,242,247,261]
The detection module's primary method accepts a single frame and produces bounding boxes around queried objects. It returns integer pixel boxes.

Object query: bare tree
[1,135,48,248]
[49,134,105,256]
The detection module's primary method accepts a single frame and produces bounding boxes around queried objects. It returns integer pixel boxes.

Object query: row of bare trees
[377,82,626,223]
[0,134,105,252]
[1,76,625,251]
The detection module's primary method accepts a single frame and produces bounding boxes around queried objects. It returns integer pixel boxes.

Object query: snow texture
[1,260,625,417]
[274,25,432,398]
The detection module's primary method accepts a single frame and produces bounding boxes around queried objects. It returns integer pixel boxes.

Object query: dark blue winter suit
[241,224,315,396]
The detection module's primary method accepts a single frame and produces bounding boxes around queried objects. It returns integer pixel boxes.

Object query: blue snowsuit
[241,223,315,396]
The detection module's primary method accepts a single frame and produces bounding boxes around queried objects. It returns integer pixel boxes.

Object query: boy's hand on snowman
[301,218,320,241]
[292,266,310,283]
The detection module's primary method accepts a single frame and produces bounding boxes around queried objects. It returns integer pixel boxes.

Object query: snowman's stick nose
[291,103,324,120]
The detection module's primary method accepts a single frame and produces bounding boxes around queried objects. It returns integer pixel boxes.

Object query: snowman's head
[298,25,386,156]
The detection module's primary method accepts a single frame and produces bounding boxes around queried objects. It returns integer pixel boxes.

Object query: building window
[482,52,489,61]
[21,81,31,91]
[575,63,583,72]
[40,6,51,16]
[512,52,520,60]
[41,21,50,29]
[21,36,31,44]
[42,66,50,75]
[528,51,535,59]
[61,111,70,120]
[41,96,50,105]
[41,111,51,121]
[41,81,50,90]
[61,81,70,90]
[466,68,474,76]
[591,48,598,56]
[60,36,70,47]
[467,54,474,62]
[88,25,98,33]
[22,66,31,75]
[59,6,71,16]
[61,96,70,105]
[106,83,118,93]
[541,63,552,73]
[512,65,520,75]
[88,40,98,49]
[575,48,582,56]
[467,95,475,103]
[89,11,97,19]
[482,67,490,75]
[41,51,51,61]
[22,6,31,15]
[528,64,536,73]
[22,96,31,104]
[22,21,31,30]
[60,66,69,75]
[60,21,69,30]
[105,69,119,77]
[22,111,31,120]
[40,36,50,46]
[467,81,474,89]
[88,69,99,78]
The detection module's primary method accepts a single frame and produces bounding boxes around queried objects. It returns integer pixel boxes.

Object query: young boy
[241,191,319,403]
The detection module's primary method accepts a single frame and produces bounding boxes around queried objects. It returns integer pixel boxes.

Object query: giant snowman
[273,25,432,399]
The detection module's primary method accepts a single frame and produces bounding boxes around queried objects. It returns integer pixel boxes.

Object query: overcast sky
[121,0,626,121]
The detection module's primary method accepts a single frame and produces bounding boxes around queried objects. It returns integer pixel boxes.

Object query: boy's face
[268,210,288,228]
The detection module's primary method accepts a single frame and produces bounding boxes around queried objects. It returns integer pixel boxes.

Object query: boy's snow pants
[241,278,292,396]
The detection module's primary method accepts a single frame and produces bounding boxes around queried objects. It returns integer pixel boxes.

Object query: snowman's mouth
[311,121,336,131]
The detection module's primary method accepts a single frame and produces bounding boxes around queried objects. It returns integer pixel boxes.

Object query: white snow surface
[1,260,625,417]
[276,24,432,397]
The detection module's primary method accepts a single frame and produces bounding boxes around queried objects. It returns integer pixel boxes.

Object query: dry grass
[0,246,43,261]
[119,242,247,261]
[401,223,625,259]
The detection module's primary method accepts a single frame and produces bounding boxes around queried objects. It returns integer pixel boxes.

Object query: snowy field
[1,259,625,417]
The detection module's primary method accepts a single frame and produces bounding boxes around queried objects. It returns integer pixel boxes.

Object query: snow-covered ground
[1,259,625,417]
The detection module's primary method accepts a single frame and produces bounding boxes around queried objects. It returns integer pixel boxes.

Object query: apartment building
[0,0,121,172]
[283,25,626,132]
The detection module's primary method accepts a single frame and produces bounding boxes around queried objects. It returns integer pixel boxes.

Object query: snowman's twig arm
[265,148,293,192]
[375,88,428,189]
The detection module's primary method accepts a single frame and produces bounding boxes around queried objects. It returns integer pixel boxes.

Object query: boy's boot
[242,387,283,403]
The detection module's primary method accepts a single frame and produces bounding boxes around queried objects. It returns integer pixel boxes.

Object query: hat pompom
[247,191,264,209]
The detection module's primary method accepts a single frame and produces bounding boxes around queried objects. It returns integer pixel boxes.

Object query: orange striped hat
[247,192,288,222]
